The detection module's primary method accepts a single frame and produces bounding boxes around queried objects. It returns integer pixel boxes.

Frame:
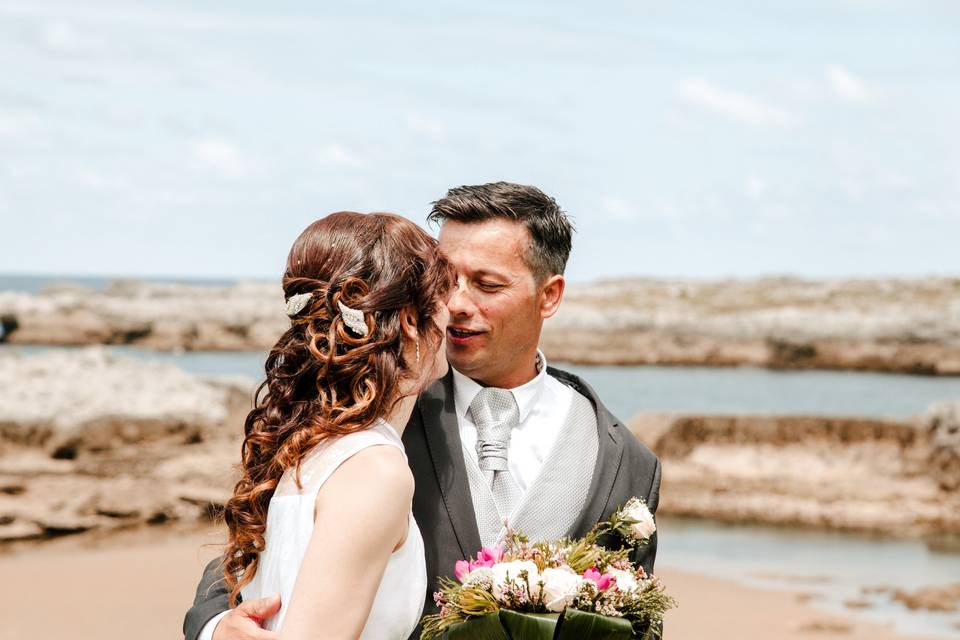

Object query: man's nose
[446,282,475,317]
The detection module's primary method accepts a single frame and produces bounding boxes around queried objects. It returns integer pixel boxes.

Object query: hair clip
[284,292,312,317]
[337,300,368,337]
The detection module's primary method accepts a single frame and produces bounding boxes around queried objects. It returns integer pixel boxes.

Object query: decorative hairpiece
[284,292,312,317]
[337,300,368,337]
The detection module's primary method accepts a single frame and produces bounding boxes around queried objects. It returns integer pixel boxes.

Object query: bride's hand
[212,594,281,640]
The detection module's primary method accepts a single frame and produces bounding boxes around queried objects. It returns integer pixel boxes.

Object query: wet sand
[0,525,938,640]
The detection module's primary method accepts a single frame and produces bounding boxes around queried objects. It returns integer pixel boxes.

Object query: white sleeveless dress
[241,420,427,638]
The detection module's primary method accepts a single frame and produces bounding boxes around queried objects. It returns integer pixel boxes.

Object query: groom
[183,182,662,640]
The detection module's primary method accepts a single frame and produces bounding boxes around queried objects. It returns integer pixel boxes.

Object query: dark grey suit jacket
[183,367,661,640]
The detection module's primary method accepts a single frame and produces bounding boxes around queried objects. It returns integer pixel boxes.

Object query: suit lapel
[418,372,483,558]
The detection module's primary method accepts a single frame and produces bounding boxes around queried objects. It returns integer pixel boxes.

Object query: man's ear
[399,306,419,342]
[539,274,565,319]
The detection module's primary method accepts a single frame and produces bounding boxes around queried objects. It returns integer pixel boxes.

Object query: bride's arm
[279,444,413,640]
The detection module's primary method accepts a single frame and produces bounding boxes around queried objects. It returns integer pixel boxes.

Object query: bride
[221,212,454,639]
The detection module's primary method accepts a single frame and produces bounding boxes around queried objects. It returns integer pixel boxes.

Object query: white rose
[540,567,583,612]
[491,560,541,601]
[609,568,639,593]
[624,498,656,540]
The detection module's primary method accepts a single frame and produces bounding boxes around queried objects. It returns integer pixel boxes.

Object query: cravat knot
[470,387,519,475]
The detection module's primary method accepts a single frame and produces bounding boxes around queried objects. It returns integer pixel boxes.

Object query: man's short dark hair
[428,182,574,281]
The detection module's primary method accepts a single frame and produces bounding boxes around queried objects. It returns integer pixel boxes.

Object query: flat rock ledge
[629,401,960,537]
[0,347,251,544]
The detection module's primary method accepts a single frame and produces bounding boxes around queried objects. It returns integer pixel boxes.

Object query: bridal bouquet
[420,498,675,640]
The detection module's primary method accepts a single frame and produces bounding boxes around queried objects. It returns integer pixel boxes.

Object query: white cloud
[74,169,129,193]
[0,110,42,138]
[676,78,798,127]
[601,196,640,221]
[877,169,914,191]
[317,144,366,169]
[38,21,99,54]
[405,114,447,140]
[745,174,767,199]
[825,65,871,103]
[600,196,682,221]
[191,137,248,178]
[841,179,865,201]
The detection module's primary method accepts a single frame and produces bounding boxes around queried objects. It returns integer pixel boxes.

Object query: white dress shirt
[198,351,572,640]
[453,350,573,492]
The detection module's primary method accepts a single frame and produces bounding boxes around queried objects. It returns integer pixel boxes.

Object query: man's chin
[446,350,482,377]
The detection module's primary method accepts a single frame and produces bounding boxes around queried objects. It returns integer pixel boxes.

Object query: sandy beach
[0,524,940,640]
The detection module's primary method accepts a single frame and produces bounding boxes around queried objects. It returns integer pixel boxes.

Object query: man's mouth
[448,327,483,341]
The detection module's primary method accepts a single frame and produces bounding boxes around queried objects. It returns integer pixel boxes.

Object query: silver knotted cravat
[470,387,522,519]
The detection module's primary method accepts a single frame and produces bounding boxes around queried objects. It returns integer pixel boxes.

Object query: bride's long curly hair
[222,212,455,604]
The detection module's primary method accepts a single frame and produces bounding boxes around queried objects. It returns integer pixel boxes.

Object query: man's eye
[478,282,503,290]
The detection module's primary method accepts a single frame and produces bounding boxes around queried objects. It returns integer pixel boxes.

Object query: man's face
[437,219,548,388]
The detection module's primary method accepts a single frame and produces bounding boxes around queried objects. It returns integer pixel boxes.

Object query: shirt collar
[452,350,549,424]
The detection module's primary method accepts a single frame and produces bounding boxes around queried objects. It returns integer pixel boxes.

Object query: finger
[238,593,282,621]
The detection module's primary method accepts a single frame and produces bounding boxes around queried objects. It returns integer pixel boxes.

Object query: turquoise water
[559,362,960,419]
[0,273,253,293]
[659,517,960,638]
[9,345,958,419]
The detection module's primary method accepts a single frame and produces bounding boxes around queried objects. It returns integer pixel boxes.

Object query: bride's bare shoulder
[317,442,413,508]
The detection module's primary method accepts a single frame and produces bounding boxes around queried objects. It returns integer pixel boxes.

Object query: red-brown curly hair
[221,211,455,604]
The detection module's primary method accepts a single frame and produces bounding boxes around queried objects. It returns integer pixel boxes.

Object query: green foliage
[556,609,634,640]
[499,610,559,639]
[444,613,510,640]
[429,608,643,640]
[562,535,602,574]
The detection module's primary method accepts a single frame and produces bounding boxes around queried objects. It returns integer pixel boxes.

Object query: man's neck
[467,354,540,389]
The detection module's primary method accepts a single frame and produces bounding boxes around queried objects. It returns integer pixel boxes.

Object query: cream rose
[608,568,639,593]
[623,497,656,541]
[540,566,583,612]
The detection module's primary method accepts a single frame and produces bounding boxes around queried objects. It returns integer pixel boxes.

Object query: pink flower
[583,568,614,591]
[478,546,504,564]
[455,547,505,582]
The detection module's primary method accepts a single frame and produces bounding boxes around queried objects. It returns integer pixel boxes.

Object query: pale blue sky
[1,0,958,282]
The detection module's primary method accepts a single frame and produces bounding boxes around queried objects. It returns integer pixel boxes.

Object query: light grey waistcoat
[463,390,600,548]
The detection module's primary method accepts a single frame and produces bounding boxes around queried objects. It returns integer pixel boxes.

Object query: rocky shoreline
[542,277,960,375]
[0,280,287,351]
[3,277,960,374]
[0,348,250,543]
[2,347,958,547]
[628,403,960,537]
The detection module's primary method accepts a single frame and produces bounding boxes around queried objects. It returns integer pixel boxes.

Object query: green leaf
[446,613,511,640]
[499,610,559,639]
[442,609,636,640]
[555,609,633,640]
